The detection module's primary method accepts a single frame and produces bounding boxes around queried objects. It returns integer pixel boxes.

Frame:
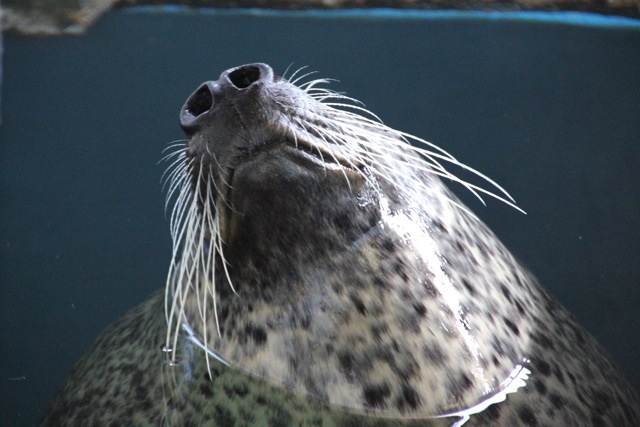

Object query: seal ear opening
[180,83,214,135]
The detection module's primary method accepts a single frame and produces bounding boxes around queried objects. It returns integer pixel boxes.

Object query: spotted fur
[42,63,639,426]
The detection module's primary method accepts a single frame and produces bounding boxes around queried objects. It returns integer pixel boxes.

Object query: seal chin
[226,147,376,281]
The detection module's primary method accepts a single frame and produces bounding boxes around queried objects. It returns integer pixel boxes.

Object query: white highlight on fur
[436,360,532,425]
[379,192,493,394]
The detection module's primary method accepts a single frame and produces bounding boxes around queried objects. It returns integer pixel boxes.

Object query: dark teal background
[1,9,639,426]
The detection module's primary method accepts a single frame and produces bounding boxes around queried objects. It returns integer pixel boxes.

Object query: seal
[41,63,640,426]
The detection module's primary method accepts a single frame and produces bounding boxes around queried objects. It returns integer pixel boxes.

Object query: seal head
[165,63,536,418]
[180,65,378,283]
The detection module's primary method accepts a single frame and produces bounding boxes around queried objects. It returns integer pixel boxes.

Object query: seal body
[42,63,639,426]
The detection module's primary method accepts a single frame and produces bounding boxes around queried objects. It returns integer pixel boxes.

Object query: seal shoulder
[40,291,456,427]
[41,292,168,425]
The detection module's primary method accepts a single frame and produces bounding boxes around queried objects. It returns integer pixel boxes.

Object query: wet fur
[42,64,640,426]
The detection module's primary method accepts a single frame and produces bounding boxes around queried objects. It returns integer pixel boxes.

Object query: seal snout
[180,63,274,136]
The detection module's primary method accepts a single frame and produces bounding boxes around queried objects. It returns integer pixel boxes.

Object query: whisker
[288,68,316,87]
[284,65,308,83]
[281,62,295,81]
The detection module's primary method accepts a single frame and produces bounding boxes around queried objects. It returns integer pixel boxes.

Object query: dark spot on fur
[422,343,446,366]
[333,212,353,233]
[363,382,391,409]
[550,393,564,409]
[373,343,396,365]
[461,278,476,295]
[266,400,293,426]
[431,219,447,233]
[331,280,344,294]
[324,342,335,355]
[220,306,229,319]
[399,310,421,333]
[412,301,426,316]
[370,323,389,340]
[393,260,409,283]
[300,309,311,329]
[373,275,387,288]
[534,378,547,395]
[366,210,379,229]
[224,381,249,398]
[380,238,396,253]
[338,352,355,374]
[515,274,526,288]
[554,366,565,385]
[534,332,554,350]
[396,385,421,412]
[214,403,235,426]
[536,359,551,376]
[244,323,267,345]
[350,293,367,315]
[448,372,473,400]
[491,337,506,357]
[577,392,589,407]
[199,380,214,398]
[500,283,512,302]
[503,317,520,336]
[518,405,538,426]
[459,373,473,390]
[514,299,525,315]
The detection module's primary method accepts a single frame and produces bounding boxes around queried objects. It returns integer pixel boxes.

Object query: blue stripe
[123,6,640,29]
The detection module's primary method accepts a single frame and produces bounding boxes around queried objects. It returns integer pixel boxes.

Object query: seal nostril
[228,65,262,89]
[185,85,213,118]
